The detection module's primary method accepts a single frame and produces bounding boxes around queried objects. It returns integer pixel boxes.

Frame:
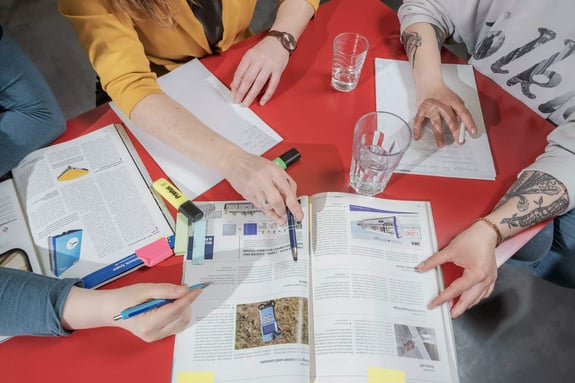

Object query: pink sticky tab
[135,237,173,267]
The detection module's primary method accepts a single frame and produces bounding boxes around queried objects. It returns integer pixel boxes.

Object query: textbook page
[10,124,174,288]
[172,198,311,383]
[110,59,283,200]
[309,193,459,383]
[375,58,496,180]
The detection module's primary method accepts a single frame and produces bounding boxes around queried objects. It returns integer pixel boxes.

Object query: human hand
[413,82,477,148]
[222,151,303,225]
[230,36,290,107]
[416,221,498,318]
[62,283,200,343]
[106,283,202,342]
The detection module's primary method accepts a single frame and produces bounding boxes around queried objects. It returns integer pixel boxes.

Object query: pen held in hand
[287,209,298,262]
[112,282,212,321]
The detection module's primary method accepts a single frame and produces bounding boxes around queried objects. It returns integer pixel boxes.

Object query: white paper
[110,59,282,199]
[375,58,496,180]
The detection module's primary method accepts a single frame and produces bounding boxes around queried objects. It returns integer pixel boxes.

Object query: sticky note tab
[191,219,206,265]
[177,371,214,383]
[174,212,190,256]
[135,237,173,267]
[368,367,406,383]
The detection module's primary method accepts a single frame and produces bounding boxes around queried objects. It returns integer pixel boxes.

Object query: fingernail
[415,261,424,270]
[176,285,187,294]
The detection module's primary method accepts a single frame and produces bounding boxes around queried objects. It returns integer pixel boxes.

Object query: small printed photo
[394,323,439,361]
[235,297,308,350]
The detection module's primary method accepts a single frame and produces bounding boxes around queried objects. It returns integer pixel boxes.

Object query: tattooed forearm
[401,31,422,67]
[496,171,569,229]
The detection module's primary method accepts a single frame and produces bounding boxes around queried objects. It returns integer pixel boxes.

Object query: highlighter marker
[152,178,204,223]
[272,148,301,170]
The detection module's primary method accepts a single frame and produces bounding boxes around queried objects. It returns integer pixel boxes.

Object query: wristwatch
[267,30,297,55]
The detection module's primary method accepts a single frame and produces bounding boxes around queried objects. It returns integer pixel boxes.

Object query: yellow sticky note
[368,367,406,383]
[177,371,214,383]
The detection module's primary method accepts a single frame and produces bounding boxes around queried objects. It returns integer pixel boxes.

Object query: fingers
[232,62,269,107]
[142,283,189,301]
[231,39,288,107]
[449,280,495,319]
[255,173,301,224]
[132,289,201,342]
[259,71,281,106]
[416,248,452,272]
[413,94,477,147]
[452,103,477,139]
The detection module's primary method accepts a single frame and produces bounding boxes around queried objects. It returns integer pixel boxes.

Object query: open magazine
[172,192,459,383]
[0,124,174,290]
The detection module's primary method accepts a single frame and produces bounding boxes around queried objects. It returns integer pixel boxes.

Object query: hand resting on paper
[62,283,203,342]
[413,80,477,148]
[231,35,290,107]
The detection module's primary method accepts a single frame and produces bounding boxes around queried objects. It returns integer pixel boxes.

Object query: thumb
[142,283,189,300]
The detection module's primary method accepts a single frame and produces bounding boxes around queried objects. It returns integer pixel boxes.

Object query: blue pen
[287,209,298,262]
[113,282,212,321]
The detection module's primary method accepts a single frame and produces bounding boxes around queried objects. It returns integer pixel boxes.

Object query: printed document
[2,124,174,289]
[110,59,282,199]
[375,58,496,180]
[171,193,459,383]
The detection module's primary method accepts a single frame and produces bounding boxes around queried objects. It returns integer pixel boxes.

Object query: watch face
[280,33,297,52]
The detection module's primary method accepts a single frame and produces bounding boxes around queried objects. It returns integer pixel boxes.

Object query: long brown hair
[106,0,198,26]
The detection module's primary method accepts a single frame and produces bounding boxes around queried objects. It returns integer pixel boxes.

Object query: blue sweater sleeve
[0,268,82,337]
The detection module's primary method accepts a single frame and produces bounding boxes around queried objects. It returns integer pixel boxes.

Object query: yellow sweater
[59,0,319,116]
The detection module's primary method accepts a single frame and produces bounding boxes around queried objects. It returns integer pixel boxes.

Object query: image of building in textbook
[394,323,440,361]
[235,297,308,349]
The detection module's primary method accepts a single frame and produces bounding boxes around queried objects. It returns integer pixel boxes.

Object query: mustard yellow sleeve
[58,0,164,117]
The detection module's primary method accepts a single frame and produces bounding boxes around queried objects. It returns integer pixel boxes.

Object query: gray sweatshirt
[399,0,575,210]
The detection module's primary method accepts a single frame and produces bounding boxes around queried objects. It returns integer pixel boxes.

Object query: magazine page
[309,192,459,383]
[10,124,174,288]
[172,198,311,383]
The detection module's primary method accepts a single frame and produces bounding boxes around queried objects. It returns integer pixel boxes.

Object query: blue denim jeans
[508,208,575,288]
[0,26,65,175]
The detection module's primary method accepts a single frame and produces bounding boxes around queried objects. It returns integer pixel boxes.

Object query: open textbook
[110,59,282,200]
[172,193,459,383]
[0,124,174,290]
[375,58,496,180]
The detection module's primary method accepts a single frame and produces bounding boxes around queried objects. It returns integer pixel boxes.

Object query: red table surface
[0,0,553,381]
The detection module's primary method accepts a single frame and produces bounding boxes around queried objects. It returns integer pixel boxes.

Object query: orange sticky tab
[177,371,214,383]
[368,367,406,383]
[135,237,173,267]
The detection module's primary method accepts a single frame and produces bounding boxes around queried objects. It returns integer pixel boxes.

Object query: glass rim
[353,111,413,155]
[333,32,369,51]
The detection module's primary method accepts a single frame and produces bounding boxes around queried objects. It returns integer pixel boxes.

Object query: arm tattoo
[401,25,446,68]
[496,171,569,229]
[401,31,422,67]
